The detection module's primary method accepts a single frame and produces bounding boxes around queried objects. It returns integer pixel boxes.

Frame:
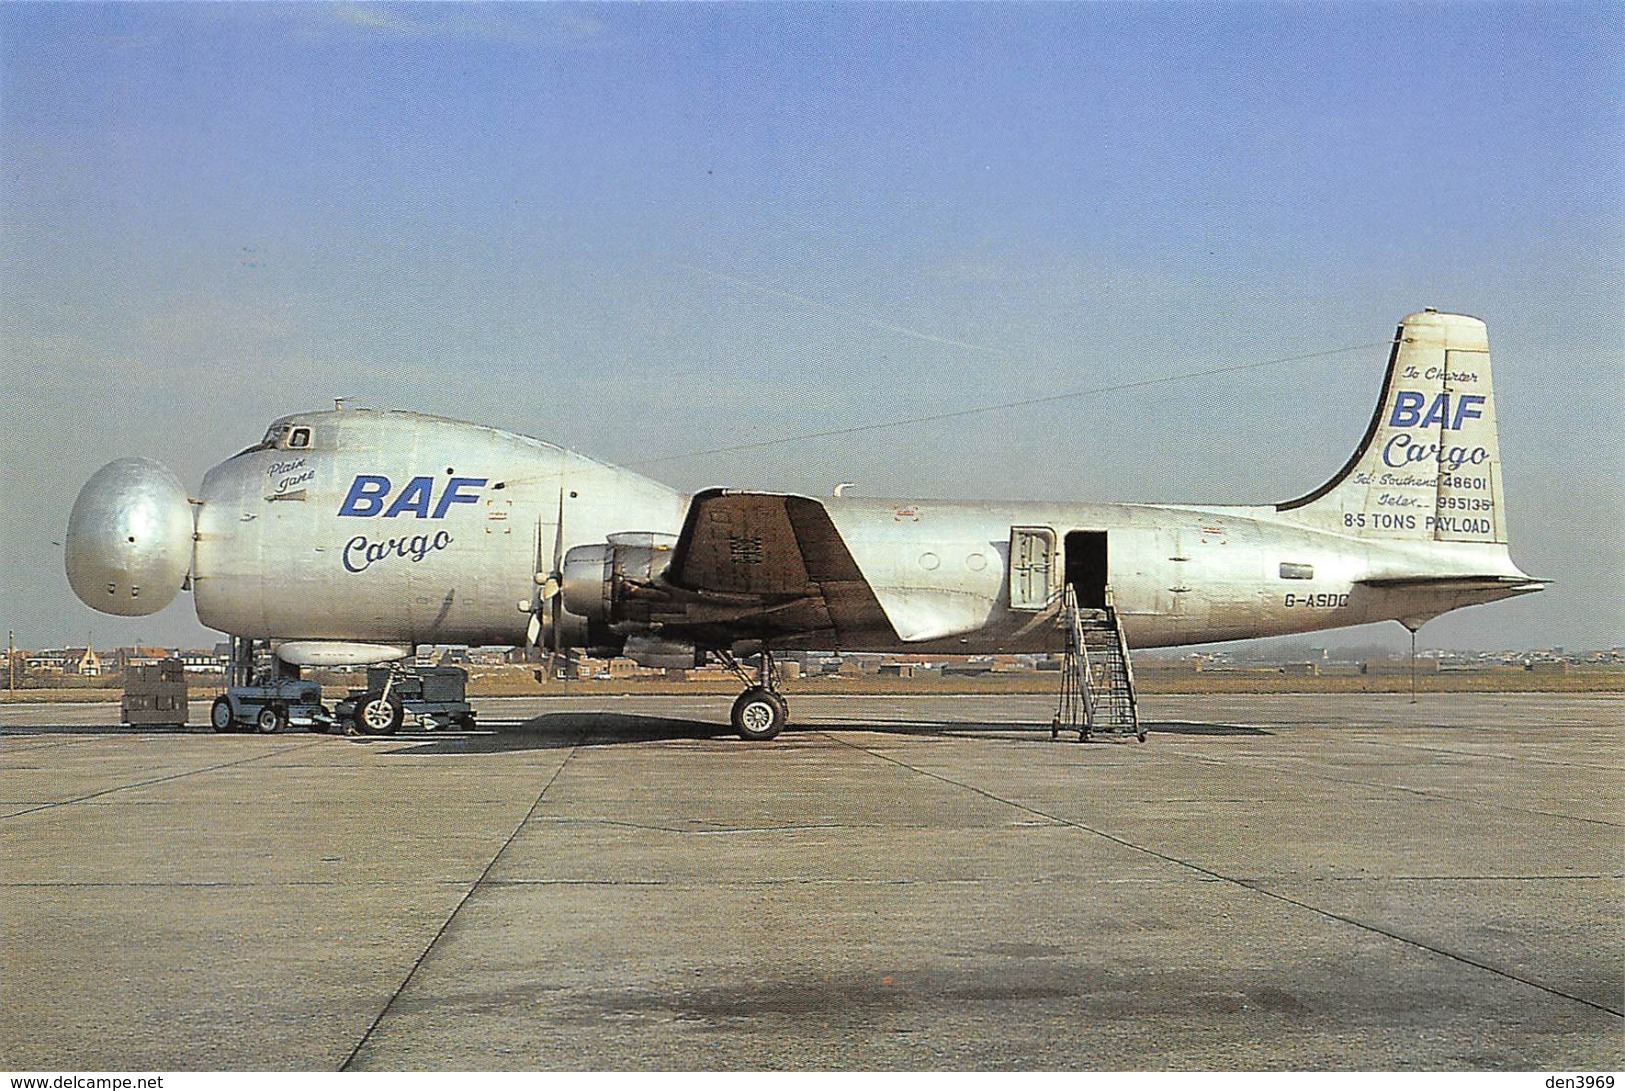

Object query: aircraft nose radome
[66,458,194,617]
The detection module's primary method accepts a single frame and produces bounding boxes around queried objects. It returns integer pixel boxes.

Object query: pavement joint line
[1228,879,1625,1019]
[0,734,103,751]
[0,876,1169,889]
[532,817,905,834]
[1184,758,1622,831]
[339,741,581,1072]
[3,879,479,889]
[1334,738,1621,773]
[821,729,1625,1020]
[0,738,331,820]
[1145,742,1622,830]
[1310,873,1624,883]
[6,871,1620,891]
[0,733,142,755]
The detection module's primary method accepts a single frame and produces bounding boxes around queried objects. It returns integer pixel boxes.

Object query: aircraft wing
[651,489,894,647]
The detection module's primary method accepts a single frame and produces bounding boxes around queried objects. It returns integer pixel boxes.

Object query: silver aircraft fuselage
[178,407,1529,653]
[66,310,1542,660]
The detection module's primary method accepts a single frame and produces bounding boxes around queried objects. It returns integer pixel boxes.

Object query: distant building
[176,648,227,673]
[61,647,102,677]
[25,651,65,676]
[1362,658,1439,675]
[942,662,993,677]
[113,646,172,672]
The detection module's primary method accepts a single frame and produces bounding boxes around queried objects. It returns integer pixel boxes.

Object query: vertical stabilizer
[1277,309,1506,544]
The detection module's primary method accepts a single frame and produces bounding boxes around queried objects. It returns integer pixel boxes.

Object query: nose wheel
[719,648,789,741]
[356,691,404,736]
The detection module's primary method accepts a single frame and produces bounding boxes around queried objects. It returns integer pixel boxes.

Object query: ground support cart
[334,665,475,735]
[210,676,332,734]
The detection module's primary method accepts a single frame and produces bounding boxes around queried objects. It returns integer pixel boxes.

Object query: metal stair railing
[1051,586,1094,740]
[1052,584,1144,744]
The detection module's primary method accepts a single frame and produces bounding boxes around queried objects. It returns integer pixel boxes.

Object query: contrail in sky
[674,261,1012,358]
[631,340,1389,467]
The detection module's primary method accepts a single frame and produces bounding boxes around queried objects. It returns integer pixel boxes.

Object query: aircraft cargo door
[1008,526,1057,610]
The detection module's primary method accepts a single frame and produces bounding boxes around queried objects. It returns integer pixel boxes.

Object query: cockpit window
[232,422,301,458]
[288,427,312,449]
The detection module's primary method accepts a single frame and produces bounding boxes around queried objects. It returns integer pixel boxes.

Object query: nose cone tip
[66,458,194,617]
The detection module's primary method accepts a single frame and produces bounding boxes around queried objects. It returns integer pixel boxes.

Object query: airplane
[65,308,1543,739]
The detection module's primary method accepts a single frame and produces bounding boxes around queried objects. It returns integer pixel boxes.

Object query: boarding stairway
[1052,585,1144,743]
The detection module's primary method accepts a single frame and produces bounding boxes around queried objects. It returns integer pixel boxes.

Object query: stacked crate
[121,659,189,727]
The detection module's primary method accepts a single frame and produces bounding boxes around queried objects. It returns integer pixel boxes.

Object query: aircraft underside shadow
[353,712,730,752]
[354,713,1271,754]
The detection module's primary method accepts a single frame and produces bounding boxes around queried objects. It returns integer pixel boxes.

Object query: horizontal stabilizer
[1353,572,1544,630]
[1357,574,1545,592]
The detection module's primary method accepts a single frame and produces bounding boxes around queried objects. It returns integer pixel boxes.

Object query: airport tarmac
[2,692,1620,1071]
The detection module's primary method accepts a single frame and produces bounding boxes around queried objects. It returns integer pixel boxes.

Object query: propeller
[528,487,570,679]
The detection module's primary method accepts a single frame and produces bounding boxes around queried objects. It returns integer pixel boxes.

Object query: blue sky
[2,2,1620,650]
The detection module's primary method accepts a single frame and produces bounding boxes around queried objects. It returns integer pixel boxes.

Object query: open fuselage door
[1008,526,1059,611]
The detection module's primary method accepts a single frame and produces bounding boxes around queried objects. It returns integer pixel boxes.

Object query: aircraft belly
[861,586,996,643]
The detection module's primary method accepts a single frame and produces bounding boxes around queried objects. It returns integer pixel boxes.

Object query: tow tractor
[211,638,333,734]
[333,665,475,735]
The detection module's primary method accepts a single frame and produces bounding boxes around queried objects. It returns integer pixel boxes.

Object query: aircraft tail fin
[1276,309,1507,544]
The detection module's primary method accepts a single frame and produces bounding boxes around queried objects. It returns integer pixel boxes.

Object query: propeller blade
[534,516,547,582]
[527,488,568,649]
[551,486,566,575]
[549,579,562,659]
[525,484,569,662]
[546,484,567,660]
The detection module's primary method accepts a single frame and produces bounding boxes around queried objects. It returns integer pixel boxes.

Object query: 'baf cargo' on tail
[1269,308,1542,630]
[1277,308,1507,543]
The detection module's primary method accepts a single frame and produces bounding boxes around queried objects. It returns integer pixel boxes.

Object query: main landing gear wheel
[731,687,787,741]
[256,706,285,734]
[210,696,235,733]
[356,692,404,736]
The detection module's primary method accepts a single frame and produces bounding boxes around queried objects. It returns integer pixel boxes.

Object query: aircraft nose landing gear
[720,648,788,741]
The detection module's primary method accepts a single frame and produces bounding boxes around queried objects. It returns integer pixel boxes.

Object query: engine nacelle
[560,532,678,627]
[66,458,195,617]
